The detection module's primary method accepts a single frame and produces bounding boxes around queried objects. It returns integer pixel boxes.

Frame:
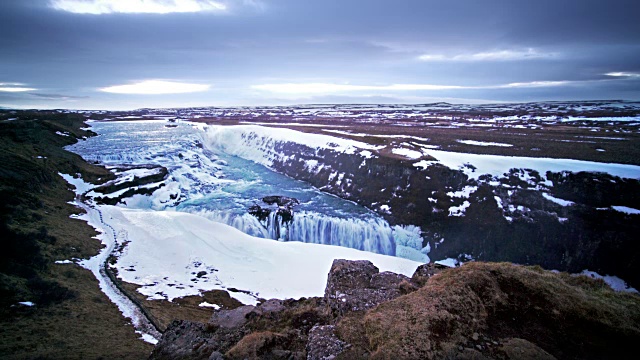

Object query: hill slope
[0,111,152,358]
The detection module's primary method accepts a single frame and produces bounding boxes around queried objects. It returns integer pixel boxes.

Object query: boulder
[306,325,349,360]
[149,320,244,360]
[411,262,450,287]
[262,196,300,208]
[209,305,255,329]
[499,338,557,360]
[324,259,409,314]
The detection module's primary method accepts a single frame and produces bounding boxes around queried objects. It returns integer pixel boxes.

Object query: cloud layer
[0,0,638,109]
[99,80,210,94]
[50,0,227,14]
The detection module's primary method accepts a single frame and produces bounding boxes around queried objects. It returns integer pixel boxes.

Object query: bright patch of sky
[418,48,556,62]
[251,80,589,96]
[251,83,466,94]
[605,72,640,78]
[99,80,210,94]
[50,0,227,14]
[0,83,36,92]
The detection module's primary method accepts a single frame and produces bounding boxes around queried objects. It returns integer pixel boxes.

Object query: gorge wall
[203,125,640,288]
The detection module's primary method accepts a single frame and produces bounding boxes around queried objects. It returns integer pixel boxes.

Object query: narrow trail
[77,197,162,343]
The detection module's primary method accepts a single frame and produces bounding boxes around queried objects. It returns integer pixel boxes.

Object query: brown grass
[0,113,151,359]
[335,262,640,360]
[225,331,287,359]
[120,280,243,332]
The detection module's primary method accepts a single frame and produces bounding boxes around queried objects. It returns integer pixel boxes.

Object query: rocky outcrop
[248,196,300,238]
[261,196,300,208]
[150,260,640,360]
[410,262,450,287]
[306,325,349,360]
[149,320,246,360]
[324,259,411,315]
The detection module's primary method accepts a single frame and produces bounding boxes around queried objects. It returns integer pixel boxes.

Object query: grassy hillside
[0,111,152,359]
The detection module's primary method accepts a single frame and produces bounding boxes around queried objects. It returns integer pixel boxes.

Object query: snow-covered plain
[108,207,420,304]
[414,149,640,180]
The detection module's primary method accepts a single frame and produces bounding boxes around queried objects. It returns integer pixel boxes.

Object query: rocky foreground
[149,260,640,360]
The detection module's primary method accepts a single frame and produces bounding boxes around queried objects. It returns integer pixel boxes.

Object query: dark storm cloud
[0,0,639,108]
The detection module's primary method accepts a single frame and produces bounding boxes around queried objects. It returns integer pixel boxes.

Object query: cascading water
[288,212,395,255]
[67,120,429,262]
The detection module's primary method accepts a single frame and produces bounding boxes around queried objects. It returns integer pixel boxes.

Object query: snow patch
[579,270,638,293]
[392,147,423,159]
[611,206,640,214]
[420,149,640,180]
[457,140,513,147]
[434,258,458,267]
[447,186,477,199]
[199,302,221,310]
[448,201,471,217]
[59,172,95,195]
[542,193,575,206]
[413,160,437,170]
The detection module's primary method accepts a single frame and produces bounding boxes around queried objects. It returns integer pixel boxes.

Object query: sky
[1,0,639,110]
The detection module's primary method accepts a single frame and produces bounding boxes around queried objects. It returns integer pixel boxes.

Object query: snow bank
[542,193,575,206]
[611,206,640,215]
[202,125,380,167]
[391,147,423,159]
[580,270,638,293]
[457,140,513,147]
[60,173,160,344]
[417,149,640,180]
[106,207,421,305]
[59,172,95,194]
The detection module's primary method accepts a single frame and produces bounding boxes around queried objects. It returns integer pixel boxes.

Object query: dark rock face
[261,196,300,208]
[150,296,328,360]
[209,305,255,329]
[263,140,640,289]
[324,259,411,315]
[306,325,349,360]
[249,299,286,320]
[499,338,557,360]
[149,320,245,360]
[247,204,271,223]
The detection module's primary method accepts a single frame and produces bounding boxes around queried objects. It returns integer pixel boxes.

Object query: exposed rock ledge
[149,260,640,360]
